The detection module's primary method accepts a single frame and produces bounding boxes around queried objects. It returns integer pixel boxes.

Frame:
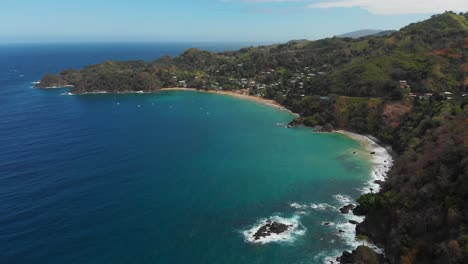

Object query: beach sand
[334,130,394,193]
[159,88,298,116]
[322,131,394,262]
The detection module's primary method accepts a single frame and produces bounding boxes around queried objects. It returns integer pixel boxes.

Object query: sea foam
[310,203,336,211]
[290,202,308,210]
[242,215,306,244]
[333,194,352,204]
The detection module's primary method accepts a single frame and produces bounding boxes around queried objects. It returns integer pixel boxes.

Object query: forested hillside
[37,12,467,137]
[37,12,468,264]
[38,12,466,97]
[351,100,467,263]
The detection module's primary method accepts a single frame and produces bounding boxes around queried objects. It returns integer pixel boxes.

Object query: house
[178,80,187,88]
[443,92,453,100]
[399,80,410,89]
[421,93,433,99]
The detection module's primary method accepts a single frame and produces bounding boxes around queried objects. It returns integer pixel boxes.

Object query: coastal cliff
[36,12,468,264]
[353,111,467,263]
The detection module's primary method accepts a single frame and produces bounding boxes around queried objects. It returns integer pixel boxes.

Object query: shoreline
[58,86,298,116]
[160,88,299,116]
[160,88,393,259]
[325,130,394,263]
[334,130,393,194]
[52,84,391,262]
[35,85,74,89]
[52,86,393,194]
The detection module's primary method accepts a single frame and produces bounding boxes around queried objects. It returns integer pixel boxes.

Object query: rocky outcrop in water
[340,204,355,214]
[253,221,292,240]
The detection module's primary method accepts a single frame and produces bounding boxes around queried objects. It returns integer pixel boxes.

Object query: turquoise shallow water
[0,44,372,264]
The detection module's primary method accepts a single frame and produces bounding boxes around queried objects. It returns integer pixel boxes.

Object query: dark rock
[287,118,303,128]
[323,222,331,226]
[338,246,387,264]
[338,230,345,233]
[315,125,324,132]
[322,123,334,132]
[349,220,359,225]
[353,151,357,155]
[269,222,289,233]
[356,209,391,247]
[370,151,376,154]
[339,204,356,214]
[253,221,291,240]
[353,205,368,216]
[338,251,354,263]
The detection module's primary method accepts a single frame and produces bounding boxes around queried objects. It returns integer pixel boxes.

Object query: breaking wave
[242,214,306,244]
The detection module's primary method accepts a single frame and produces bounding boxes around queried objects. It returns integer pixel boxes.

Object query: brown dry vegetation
[383,101,412,128]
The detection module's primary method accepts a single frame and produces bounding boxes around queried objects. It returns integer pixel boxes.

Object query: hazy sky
[0,0,466,43]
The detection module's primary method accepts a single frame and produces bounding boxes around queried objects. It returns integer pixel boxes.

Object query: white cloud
[308,0,468,15]
[224,0,303,2]
[224,0,467,15]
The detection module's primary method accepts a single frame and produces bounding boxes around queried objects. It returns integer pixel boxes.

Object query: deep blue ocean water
[0,43,372,264]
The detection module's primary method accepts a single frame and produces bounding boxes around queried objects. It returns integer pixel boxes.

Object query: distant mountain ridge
[337,29,396,38]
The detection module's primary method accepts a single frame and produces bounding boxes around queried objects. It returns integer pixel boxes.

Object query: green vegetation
[356,235,370,241]
[38,12,466,98]
[355,193,386,213]
[37,12,468,264]
[356,99,467,263]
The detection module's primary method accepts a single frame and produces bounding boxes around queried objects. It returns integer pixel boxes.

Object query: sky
[0,0,466,43]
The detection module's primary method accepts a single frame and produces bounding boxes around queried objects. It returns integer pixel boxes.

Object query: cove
[1,87,377,263]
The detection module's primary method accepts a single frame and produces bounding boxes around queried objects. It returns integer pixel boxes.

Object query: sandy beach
[335,130,393,193]
[320,130,394,263]
[159,88,298,116]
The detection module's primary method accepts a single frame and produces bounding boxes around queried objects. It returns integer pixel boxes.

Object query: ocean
[1,43,375,264]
